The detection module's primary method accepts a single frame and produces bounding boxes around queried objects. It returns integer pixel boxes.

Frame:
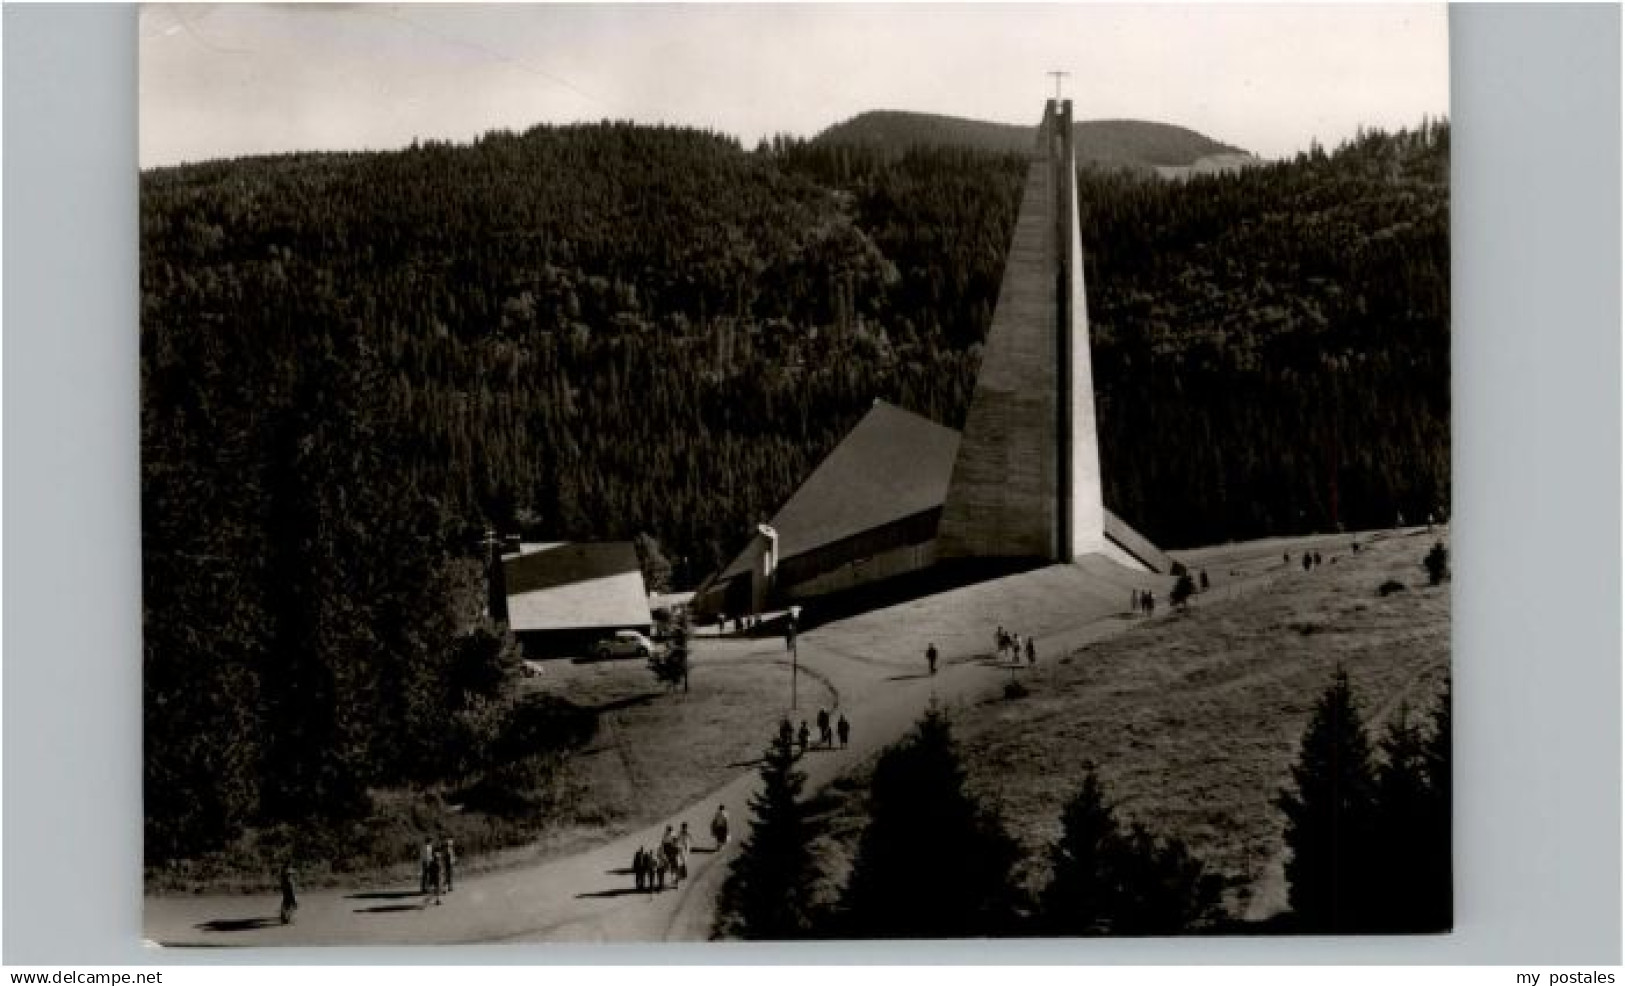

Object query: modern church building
[697,98,1172,619]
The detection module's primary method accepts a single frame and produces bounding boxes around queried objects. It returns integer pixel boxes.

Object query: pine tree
[1414,683,1453,930]
[839,706,1022,938]
[715,733,820,939]
[1370,704,1445,931]
[1170,573,1196,610]
[1277,666,1381,931]
[1109,823,1226,935]
[649,609,691,693]
[1423,541,1449,585]
[1040,767,1223,935]
[1039,769,1121,933]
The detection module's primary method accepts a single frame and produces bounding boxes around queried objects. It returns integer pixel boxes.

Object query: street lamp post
[788,605,802,710]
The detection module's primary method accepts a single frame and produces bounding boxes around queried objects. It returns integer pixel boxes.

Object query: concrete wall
[748,525,778,613]
[1059,100,1109,559]
[937,98,1107,562]
[785,539,938,601]
[1102,508,1171,574]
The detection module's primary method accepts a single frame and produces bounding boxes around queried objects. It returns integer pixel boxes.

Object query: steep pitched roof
[504,542,651,631]
[721,401,961,579]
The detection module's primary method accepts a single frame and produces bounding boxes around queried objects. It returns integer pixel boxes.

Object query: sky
[139,3,1450,169]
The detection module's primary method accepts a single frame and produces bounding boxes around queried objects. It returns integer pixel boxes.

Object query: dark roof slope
[722,401,961,579]
[504,542,651,631]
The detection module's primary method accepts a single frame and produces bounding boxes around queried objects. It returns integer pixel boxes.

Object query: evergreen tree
[1420,682,1453,929]
[1109,823,1226,935]
[1170,573,1196,610]
[648,609,692,693]
[1370,705,1444,931]
[634,532,674,594]
[1039,769,1121,933]
[839,706,1022,937]
[1423,541,1449,585]
[1040,767,1223,935]
[715,733,820,939]
[1387,683,1451,931]
[1277,666,1381,931]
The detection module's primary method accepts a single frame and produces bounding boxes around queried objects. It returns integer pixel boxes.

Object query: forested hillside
[141,117,1448,860]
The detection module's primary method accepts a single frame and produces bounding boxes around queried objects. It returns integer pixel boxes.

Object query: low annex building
[498,541,653,657]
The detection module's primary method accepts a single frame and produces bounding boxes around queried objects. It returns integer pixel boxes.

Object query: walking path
[146,540,1345,946]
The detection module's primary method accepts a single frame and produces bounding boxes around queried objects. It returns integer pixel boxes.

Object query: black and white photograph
[139,3,1452,946]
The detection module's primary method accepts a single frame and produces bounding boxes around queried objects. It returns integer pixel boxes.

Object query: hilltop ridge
[814,109,1258,174]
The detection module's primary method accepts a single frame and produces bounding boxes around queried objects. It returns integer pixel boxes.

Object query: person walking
[1145,591,1156,616]
[427,851,443,906]
[440,836,456,893]
[658,825,676,888]
[633,846,647,892]
[837,713,851,749]
[1025,636,1037,668]
[816,708,832,748]
[778,716,794,747]
[1130,588,1140,614]
[711,805,730,849]
[419,838,434,894]
[278,865,298,926]
[677,822,693,881]
[926,642,939,675]
[661,826,683,889]
[797,720,811,754]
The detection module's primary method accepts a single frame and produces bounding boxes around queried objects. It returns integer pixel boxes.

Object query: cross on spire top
[1047,70,1070,101]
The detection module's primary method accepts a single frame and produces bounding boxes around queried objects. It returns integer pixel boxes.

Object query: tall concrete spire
[936,98,1108,562]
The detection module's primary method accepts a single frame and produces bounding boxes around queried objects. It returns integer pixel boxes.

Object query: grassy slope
[149,651,829,894]
[532,652,837,841]
[804,529,1451,919]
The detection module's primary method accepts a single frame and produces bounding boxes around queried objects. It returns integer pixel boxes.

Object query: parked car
[593,630,657,661]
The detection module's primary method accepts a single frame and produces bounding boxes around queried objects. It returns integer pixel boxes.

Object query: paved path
[146,545,1319,946]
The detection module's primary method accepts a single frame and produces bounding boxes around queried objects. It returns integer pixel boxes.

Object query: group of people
[632,822,693,892]
[992,627,1037,667]
[779,709,850,753]
[419,835,457,904]
[1131,589,1158,616]
[631,806,734,893]
[716,613,764,635]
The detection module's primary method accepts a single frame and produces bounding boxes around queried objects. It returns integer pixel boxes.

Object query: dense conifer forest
[141,115,1448,859]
